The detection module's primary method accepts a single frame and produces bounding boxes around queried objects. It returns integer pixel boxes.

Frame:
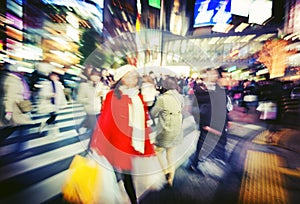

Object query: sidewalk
[139,112,266,204]
[140,102,300,204]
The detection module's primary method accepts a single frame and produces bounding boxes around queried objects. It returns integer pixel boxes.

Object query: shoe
[77,127,87,135]
[75,126,80,134]
[164,182,172,188]
[215,158,226,167]
[165,173,173,187]
[38,121,46,133]
[165,173,170,181]
[189,165,205,176]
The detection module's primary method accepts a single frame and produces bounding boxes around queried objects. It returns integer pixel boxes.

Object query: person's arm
[39,81,55,99]
[203,126,222,136]
[77,83,88,104]
[150,96,163,117]
[4,77,19,113]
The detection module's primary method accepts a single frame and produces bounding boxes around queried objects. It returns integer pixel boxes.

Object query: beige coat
[77,81,105,115]
[37,80,67,114]
[0,72,34,127]
[151,89,184,148]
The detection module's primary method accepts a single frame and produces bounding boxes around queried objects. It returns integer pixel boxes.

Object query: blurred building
[1,0,298,82]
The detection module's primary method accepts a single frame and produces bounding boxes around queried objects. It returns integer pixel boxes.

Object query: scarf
[119,86,146,154]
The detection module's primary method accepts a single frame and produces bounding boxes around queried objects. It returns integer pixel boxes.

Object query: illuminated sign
[42,0,79,6]
[194,0,232,27]
[6,13,23,30]
[7,0,23,18]
[231,0,253,17]
[227,66,237,72]
[248,0,272,25]
[42,0,103,18]
[149,0,161,9]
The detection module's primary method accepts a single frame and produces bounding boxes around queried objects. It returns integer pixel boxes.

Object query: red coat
[90,90,155,171]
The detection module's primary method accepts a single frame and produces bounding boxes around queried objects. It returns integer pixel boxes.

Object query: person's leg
[0,126,18,143]
[266,120,277,143]
[211,128,228,162]
[123,173,137,204]
[39,112,57,133]
[166,147,176,186]
[75,114,88,134]
[16,124,36,152]
[46,112,57,125]
[155,146,167,175]
[191,128,207,167]
[86,114,98,132]
[46,112,60,136]
[86,114,99,151]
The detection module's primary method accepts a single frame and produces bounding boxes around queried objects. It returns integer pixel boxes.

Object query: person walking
[77,68,107,150]
[38,71,67,136]
[189,68,229,175]
[141,75,159,126]
[90,64,155,204]
[0,62,35,152]
[150,76,184,187]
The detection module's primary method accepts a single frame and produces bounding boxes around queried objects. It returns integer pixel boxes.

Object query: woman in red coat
[90,64,155,204]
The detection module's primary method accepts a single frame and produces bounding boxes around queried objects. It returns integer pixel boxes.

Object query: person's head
[161,76,179,92]
[142,75,155,85]
[114,64,139,88]
[83,65,93,78]
[89,68,101,82]
[101,68,109,78]
[112,64,139,99]
[121,70,139,88]
[149,71,155,78]
[204,68,220,83]
[49,72,59,81]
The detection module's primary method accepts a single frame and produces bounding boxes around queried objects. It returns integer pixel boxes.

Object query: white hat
[7,62,22,72]
[114,64,135,82]
[35,62,55,76]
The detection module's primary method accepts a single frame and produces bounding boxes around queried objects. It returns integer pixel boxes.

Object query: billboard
[149,0,161,9]
[194,0,232,27]
[231,0,253,17]
[231,0,273,25]
[248,0,272,25]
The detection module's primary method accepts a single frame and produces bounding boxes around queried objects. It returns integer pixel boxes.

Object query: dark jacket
[192,82,228,132]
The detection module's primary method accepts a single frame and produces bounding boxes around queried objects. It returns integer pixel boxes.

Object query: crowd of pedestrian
[2,60,293,203]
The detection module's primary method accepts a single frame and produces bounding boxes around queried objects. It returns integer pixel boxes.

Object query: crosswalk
[0,102,200,203]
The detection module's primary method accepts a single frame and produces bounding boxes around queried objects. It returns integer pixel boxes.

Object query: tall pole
[160,0,164,66]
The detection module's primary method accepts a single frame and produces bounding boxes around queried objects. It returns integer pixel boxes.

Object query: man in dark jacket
[190,68,229,175]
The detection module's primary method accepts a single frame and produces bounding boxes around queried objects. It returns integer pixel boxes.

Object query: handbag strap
[51,80,56,104]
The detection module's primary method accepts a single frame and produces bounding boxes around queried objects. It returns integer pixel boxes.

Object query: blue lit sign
[15,0,23,5]
[193,0,232,27]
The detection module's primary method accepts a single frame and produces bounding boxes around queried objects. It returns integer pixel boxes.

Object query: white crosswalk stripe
[0,102,198,203]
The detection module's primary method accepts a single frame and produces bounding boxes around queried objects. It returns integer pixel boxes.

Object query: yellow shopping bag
[62,154,103,204]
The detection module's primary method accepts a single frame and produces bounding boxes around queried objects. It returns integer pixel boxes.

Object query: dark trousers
[0,126,18,143]
[78,114,99,132]
[115,172,137,204]
[80,114,100,151]
[46,112,57,125]
[191,125,227,166]
[191,128,208,166]
[0,124,36,152]
[212,128,227,161]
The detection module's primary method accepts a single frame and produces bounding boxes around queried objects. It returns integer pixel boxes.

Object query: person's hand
[203,126,222,136]
[48,93,56,98]
[3,112,12,124]
[97,91,103,97]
